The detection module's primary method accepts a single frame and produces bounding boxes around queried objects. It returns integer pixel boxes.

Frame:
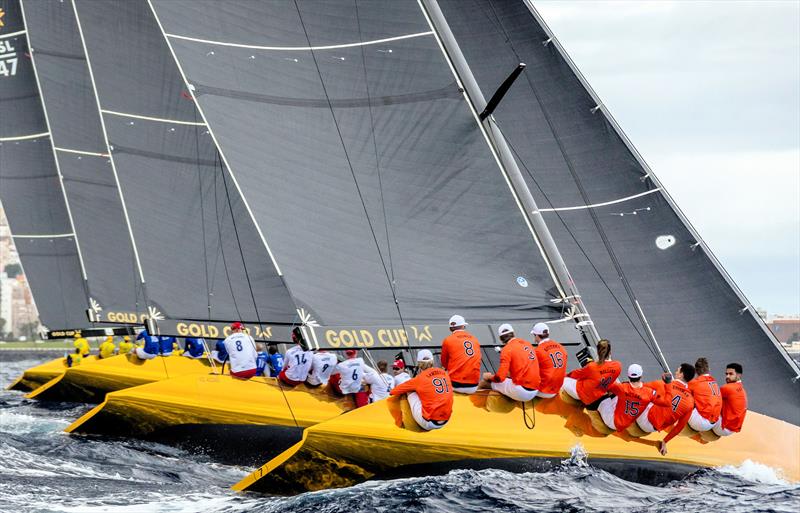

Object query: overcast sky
[536,0,800,315]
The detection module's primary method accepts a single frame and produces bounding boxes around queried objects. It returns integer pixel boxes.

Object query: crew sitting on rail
[98,336,116,359]
[561,339,621,408]
[279,328,314,386]
[364,360,395,403]
[267,345,284,377]
[598,363,673,432]
[211,339,228,364]
[158,335,177,356]
[305,349,337,387]
[183,337,205,359]
[392,359,411,385]
[479,324,540,402]
[134,329,159,360]
[330,349,373,407]
[255,344,269,377]
[73,333,90,357]
[66,348,83,367]
[440,314,481,394]
[633,363,695,455]
[531,322,567,398]
[118,336,133,355]
[222,322,258,379]
[712,363,748,437]
[687,357,722,432]
[390,349,453,431]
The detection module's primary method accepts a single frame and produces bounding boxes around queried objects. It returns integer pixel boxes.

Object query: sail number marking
[0,40,18,77]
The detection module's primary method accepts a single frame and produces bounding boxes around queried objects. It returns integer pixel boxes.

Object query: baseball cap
[230,321,243,330]
[531,322,549,336]
[417,349,434,362]
[628,363,643,379]
[392,359,405,370]
[497,323,514,336]
[449,314,467,328]
[345,349,358,357]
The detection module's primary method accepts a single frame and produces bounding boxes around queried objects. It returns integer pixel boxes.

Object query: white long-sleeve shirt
[306,352,338,386]
[364,371,395,402]
[333,357,371,394]
[283,345,314,382]
[222,333,257,373]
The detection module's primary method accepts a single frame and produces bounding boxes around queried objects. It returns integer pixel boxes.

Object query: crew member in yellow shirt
[99,336,116,359]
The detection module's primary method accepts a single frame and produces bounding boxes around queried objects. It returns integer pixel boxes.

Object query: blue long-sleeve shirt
[136,330,159,355]
[215,340,229,362]
[184,338,205,358]
[158,336,176,355]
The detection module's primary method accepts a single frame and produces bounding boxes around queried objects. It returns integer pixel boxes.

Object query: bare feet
[658,440,668,456]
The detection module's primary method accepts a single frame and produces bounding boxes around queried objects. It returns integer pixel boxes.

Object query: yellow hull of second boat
[234,391,800,494]
[66,373,354,436]
[25,354,212,403]
[6,355,100,392]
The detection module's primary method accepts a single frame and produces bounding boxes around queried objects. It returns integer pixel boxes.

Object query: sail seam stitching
[536,188,661,213]
[100,109,206,126]
[165,30,434,51]
[0,131,49,142]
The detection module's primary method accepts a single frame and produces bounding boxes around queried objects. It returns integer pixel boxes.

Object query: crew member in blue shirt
[158,335,176,356]
[267,345,284,377]
[212,339,228,364]
[256,344,269,377]
[183,337,205,359]
[134,329,159,360]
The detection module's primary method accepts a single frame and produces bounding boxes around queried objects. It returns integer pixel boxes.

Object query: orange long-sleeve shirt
[688,374,722,423]
[609,381,672,432]
[568,360,621,405]
[534,339,567,395]
[440,330,481,386]
[491,338,540,390]
[720,381,747,432]
[645,380,694,443]
[390,367,453,422]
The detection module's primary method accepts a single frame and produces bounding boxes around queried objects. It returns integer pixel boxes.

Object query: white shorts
[688,408,715,432]
[491,378,538,402]
[183,352,205,359]
[712,419,735,436]
[135,347,157,360]
[598,396,617,431]
[452,385,478,395]
[561,377,580,401]
[537,392,557,399]
[407,392,447,431]
[635,403,656,433]
[211,351,226,364]
[160,351,173,357]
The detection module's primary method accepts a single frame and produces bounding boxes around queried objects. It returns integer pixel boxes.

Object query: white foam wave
[0,443,136,481]
[716,459,790,486]
[0,411,71,435]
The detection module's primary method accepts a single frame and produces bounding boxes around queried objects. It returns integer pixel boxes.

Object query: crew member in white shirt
[306,349,338,387]
[222,322,258,379]
[279,328,314,386]
[363,360,395,402]
[392,359,411,385]
[331,349,372,407]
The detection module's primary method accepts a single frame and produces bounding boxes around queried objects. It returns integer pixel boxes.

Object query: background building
[0,206,41,340]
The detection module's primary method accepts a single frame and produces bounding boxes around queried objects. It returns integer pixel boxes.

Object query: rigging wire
[293,0,411,340]
[193,109,213,320]
[480,0,667,370]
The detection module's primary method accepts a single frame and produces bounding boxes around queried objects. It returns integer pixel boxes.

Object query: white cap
[449,314,467,328]
[628,363,643,379]
[497,323,514,337]
[531,322,549,336]
[417,349,434,362]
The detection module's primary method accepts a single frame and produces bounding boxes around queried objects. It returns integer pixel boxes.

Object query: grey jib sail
[70,0,298,334]
[20,0,145,323]
[147,0,572,349]
[435,0,799,425]
[0,0,88,331]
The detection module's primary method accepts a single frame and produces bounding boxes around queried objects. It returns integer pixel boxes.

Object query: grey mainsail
[71,0,298,337]
[436,0,799,425]
[0,0,88,331]
[20,0,144,323]
[147,0,574,349]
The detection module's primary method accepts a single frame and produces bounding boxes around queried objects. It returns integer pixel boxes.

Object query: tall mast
[418,0,600,349]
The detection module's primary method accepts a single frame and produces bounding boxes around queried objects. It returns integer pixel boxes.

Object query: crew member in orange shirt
[440,314,481,394]
[480,324,540,402]
[561,339,621,408]
[598,363,673,432]
[531,322,567,398]
[390,349,453,431]
[632,363,696,455]
[712,362,748,436]
[687,357,722,432]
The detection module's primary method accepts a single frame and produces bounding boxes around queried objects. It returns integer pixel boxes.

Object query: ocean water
[1,354,798,513]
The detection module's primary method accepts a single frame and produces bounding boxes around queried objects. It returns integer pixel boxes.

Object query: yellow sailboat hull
[25,354,212,403]
[234,391,800,494]
[6,355,99,392]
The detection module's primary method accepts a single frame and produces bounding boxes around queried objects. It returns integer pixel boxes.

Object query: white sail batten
[535,188,662,213]
[165,30,434,51]
[101,109,206,126]
[0,131,49,142]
